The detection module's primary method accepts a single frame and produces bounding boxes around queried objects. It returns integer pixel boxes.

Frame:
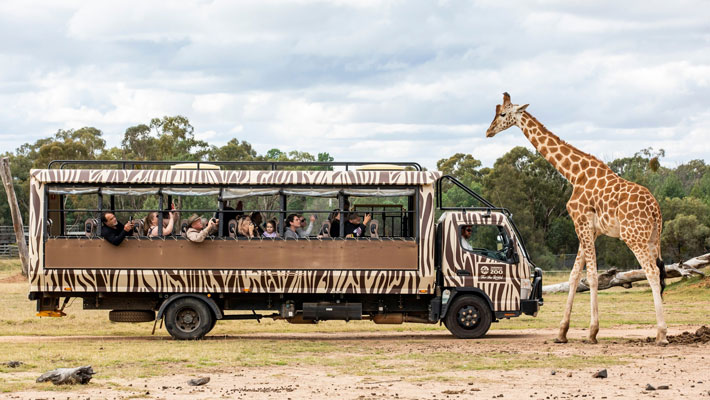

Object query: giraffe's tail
[656,258,667,296]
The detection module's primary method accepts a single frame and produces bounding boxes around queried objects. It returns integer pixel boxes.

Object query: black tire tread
[444,295,492,339]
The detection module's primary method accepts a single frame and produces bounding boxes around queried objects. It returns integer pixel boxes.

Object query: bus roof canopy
[31,169,441,187]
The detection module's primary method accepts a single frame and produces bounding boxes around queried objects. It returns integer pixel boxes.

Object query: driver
[460,225,473,251]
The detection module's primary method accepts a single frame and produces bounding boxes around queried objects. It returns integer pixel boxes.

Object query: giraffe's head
[485,92,529,138]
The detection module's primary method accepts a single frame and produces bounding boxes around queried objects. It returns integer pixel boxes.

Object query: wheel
[444,295,492,339]
[163,298,214,340]
[109,310,155,323]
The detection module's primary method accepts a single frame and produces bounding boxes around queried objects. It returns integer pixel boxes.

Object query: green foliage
[662,214,710,261]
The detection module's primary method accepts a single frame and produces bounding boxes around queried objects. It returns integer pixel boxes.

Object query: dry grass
[0,258,707,394]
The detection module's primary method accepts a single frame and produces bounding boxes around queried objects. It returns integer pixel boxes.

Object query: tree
[662,214,710,261]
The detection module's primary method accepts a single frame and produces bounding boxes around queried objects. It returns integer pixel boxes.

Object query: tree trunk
[0,157,29,277]
[543,253,709,294]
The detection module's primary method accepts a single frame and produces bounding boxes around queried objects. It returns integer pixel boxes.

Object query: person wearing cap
[460,225,473,251]
[185,214,218,243]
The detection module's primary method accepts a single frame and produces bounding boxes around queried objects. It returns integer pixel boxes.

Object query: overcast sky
[1,0,708,169]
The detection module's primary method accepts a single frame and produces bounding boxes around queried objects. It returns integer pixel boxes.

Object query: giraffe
[485,93,668,345]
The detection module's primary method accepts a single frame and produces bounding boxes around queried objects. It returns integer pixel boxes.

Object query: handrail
[47,160,423,171]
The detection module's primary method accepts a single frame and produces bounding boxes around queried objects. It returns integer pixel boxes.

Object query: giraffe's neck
[517,112,583,183]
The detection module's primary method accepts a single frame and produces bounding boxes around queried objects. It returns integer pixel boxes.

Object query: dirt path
[3,326,709,399]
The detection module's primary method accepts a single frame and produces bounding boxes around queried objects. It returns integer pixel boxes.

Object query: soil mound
[642,326,710,344]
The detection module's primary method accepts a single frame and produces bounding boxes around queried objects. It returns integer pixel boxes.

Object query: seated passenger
[185,214,218,243]
[144,207,178,237]
[237,216,256,238]
[343,212,371,238]
[328,210,341,237]
[100,212,135,246]
[220,201,238,237]
[262,220,279,238]
[460,225,473,251]
[284,214,300,239]
[297,214,316,238]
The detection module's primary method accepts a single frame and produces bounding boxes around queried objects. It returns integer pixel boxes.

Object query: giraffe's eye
[500,113,506,117]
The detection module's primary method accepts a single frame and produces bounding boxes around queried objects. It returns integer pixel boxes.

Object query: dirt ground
[2,326,709,400]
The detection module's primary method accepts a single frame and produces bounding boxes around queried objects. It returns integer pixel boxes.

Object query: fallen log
[543,253,709,294]
[36,366,95,385]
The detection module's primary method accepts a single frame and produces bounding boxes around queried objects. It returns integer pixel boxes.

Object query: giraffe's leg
[627,242,668,346]
[554,246,585,344]
[582,237,600,344]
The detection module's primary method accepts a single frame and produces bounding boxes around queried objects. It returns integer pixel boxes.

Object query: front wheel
[444,295,492,339]
[164,297,214,340]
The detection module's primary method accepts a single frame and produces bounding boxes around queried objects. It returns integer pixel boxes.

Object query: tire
[444,295,492,339]
[163,297,214,340]
[109,310,155,323]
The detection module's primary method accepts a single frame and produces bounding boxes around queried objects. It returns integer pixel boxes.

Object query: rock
[3,361,23,368]
[36,366,95,385]
[551,370,556,375]
[592,369,607,379]
[645,384,656,391]
[567,372,573,377]
[188,377,210,386]
[657,385,669,390]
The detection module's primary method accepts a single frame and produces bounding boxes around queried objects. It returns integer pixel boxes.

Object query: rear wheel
[444,295,492,339]
[164,298,214,340]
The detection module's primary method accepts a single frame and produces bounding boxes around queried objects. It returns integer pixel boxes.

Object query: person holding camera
[237,215,256,238]
[144,205,178,237]
[100,212,135,246]
[185,214,218,243]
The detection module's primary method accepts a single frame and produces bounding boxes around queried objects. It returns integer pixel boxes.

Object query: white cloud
[0,0,708,171]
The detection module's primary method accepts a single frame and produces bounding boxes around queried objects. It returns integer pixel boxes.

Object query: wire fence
[0,226,28,259]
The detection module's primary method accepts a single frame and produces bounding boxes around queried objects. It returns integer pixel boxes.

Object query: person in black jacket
[343,212,371,238]
[100,212,134,246]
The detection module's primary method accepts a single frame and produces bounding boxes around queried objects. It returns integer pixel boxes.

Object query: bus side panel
[28,174,43,292]
[440,212,523,312]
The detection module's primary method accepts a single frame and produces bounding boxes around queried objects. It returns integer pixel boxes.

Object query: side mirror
[506,246,519,264]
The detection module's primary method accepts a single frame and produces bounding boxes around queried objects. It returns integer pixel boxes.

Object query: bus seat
[132,219,144,237]
[180,219,188,237]
[84,218,99,238]
[369,219,379,238]
[228,219,238,238]
[319,220,331,238]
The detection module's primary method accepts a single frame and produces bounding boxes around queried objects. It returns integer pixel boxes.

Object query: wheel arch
[156,294,223,320]
[441,288,495,320]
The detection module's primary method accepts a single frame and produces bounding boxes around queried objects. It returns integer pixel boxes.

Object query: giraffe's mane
[523,112,606,166]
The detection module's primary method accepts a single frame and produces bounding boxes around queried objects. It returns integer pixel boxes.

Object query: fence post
[0,157,29,277]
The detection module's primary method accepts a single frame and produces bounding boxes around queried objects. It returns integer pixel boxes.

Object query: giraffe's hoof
[656,339,669,347]
[583,338,598,345]
[553,337,568,344]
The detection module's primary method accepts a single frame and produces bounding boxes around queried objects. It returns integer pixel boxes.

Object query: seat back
[369,219,379,238]
[180,219,188,237]
[228,219,238,238]
[84,218,99,238]
[319,220,331,238]
[132,219,144,237]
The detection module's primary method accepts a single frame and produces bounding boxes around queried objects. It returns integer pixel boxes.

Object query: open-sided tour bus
[28,160,543,339]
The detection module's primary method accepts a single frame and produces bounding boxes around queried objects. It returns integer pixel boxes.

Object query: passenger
[262,220,279,238]
[144,207,178,237]
[220,201,238,237]
[343,212,371,238]
[460,225,473,251]
[100,212,135,246]
[326,209,340,237]
[185,213,218,243]
[250,212,265,236]
[296,214,316,238]
[284,214,300,239]
[237,216,256,238]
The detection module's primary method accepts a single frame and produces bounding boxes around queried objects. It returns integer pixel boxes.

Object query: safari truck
[27,160,543,339]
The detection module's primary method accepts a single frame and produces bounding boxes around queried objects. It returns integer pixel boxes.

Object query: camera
[210,218,217,224]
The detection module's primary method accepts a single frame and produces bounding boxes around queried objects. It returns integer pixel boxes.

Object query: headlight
[442,289,451,305]
[520,279,532,300]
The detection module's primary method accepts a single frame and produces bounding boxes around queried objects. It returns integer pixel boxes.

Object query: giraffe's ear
[516,104,529,113]
[502,92,511,106]
[495,104,501,114]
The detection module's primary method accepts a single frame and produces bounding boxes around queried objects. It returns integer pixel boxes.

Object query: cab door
[439,211,528,313]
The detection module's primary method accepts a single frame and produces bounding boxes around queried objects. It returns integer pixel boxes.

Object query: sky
[0,0,709,170]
